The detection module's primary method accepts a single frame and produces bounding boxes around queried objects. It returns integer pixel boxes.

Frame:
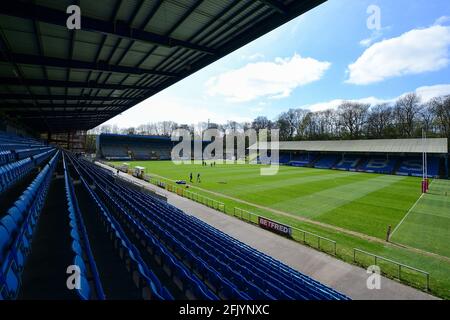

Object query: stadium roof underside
[0,0,325,133]
[250,138,449,154]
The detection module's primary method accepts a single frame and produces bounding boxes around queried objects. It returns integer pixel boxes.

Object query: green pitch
[113,160,438,241]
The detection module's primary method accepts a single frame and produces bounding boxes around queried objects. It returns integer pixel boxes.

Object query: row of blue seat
[77,157,349,300]
[0,149,55,196]
[0,151,60,299]
[63,154,105,300]
[0,151,15,166]
[16,147,54,161]
[67,153,174,300]
[0,158,34,196]
[0,144,45,152]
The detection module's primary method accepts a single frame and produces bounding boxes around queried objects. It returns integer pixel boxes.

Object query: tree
[274,116,291,141]
[420,102,435,135]
[394,93,422,137]
[100,124,112,134]
[251,116,272,133]
[367,103,393,138]
[430,95,450,138]
[338,102,369,139]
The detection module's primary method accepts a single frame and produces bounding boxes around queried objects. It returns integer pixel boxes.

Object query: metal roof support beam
[0,93,139,101]
[19,111,118,119]
[0,53,178,77]
[0,2,216,55]
[0,103,127,110]
[0,77,154,91]
[258,0,288,14]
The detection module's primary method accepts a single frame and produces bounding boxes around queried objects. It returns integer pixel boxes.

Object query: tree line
[89,93,449,141]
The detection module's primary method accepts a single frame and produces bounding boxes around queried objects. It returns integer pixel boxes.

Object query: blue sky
[102,0,450,128]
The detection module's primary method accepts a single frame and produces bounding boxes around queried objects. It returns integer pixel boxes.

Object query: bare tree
[394,93,422,137]
[274,116,291,141]
[100,124,112,134]
[367,103,393,138]
[430,95,450,138]
[338,102,370,139]
[251,116,272,133]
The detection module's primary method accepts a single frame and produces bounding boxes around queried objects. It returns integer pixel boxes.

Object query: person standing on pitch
[190,172,193,182]
[197,173,201,183]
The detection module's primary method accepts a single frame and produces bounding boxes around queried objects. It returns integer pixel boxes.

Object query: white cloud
[434,16,450,26]
[301,97,389,112]
[206,54,331,102]
[347,25,450,85]
[300,84,450,112]
[242,53,265,61]
[359,37,374,47]
[415,84,450,101]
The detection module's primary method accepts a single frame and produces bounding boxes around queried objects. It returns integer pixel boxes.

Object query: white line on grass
[390,179,434,239]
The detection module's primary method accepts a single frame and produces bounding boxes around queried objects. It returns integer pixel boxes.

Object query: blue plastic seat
[7,207,23,226]
[0,216,17,238]
[72,241,83,256]
[75,255,87,275]
[3,267,19,299]
[77,275,91,300]
[70,229,81,242]
[0,225,10,262]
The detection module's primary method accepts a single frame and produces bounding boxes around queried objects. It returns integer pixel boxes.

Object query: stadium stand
[396,156,440,178]
[334,155,365,171]
[358,157,397,175]
[252,139,448,178]
[289,153,318,167]
[314,154,339,169]
[98,134,173,161]
[279,153,291,164]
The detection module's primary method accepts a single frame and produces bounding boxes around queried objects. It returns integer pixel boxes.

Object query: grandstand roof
[250,138,449,154]
[0,0,325,133]
[99,133,171,141]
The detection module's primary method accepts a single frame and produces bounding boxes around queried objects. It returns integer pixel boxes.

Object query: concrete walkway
[97,162,438,300]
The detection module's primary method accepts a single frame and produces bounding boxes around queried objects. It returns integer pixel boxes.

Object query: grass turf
[391,179,450,258]
[118,161,421,239]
